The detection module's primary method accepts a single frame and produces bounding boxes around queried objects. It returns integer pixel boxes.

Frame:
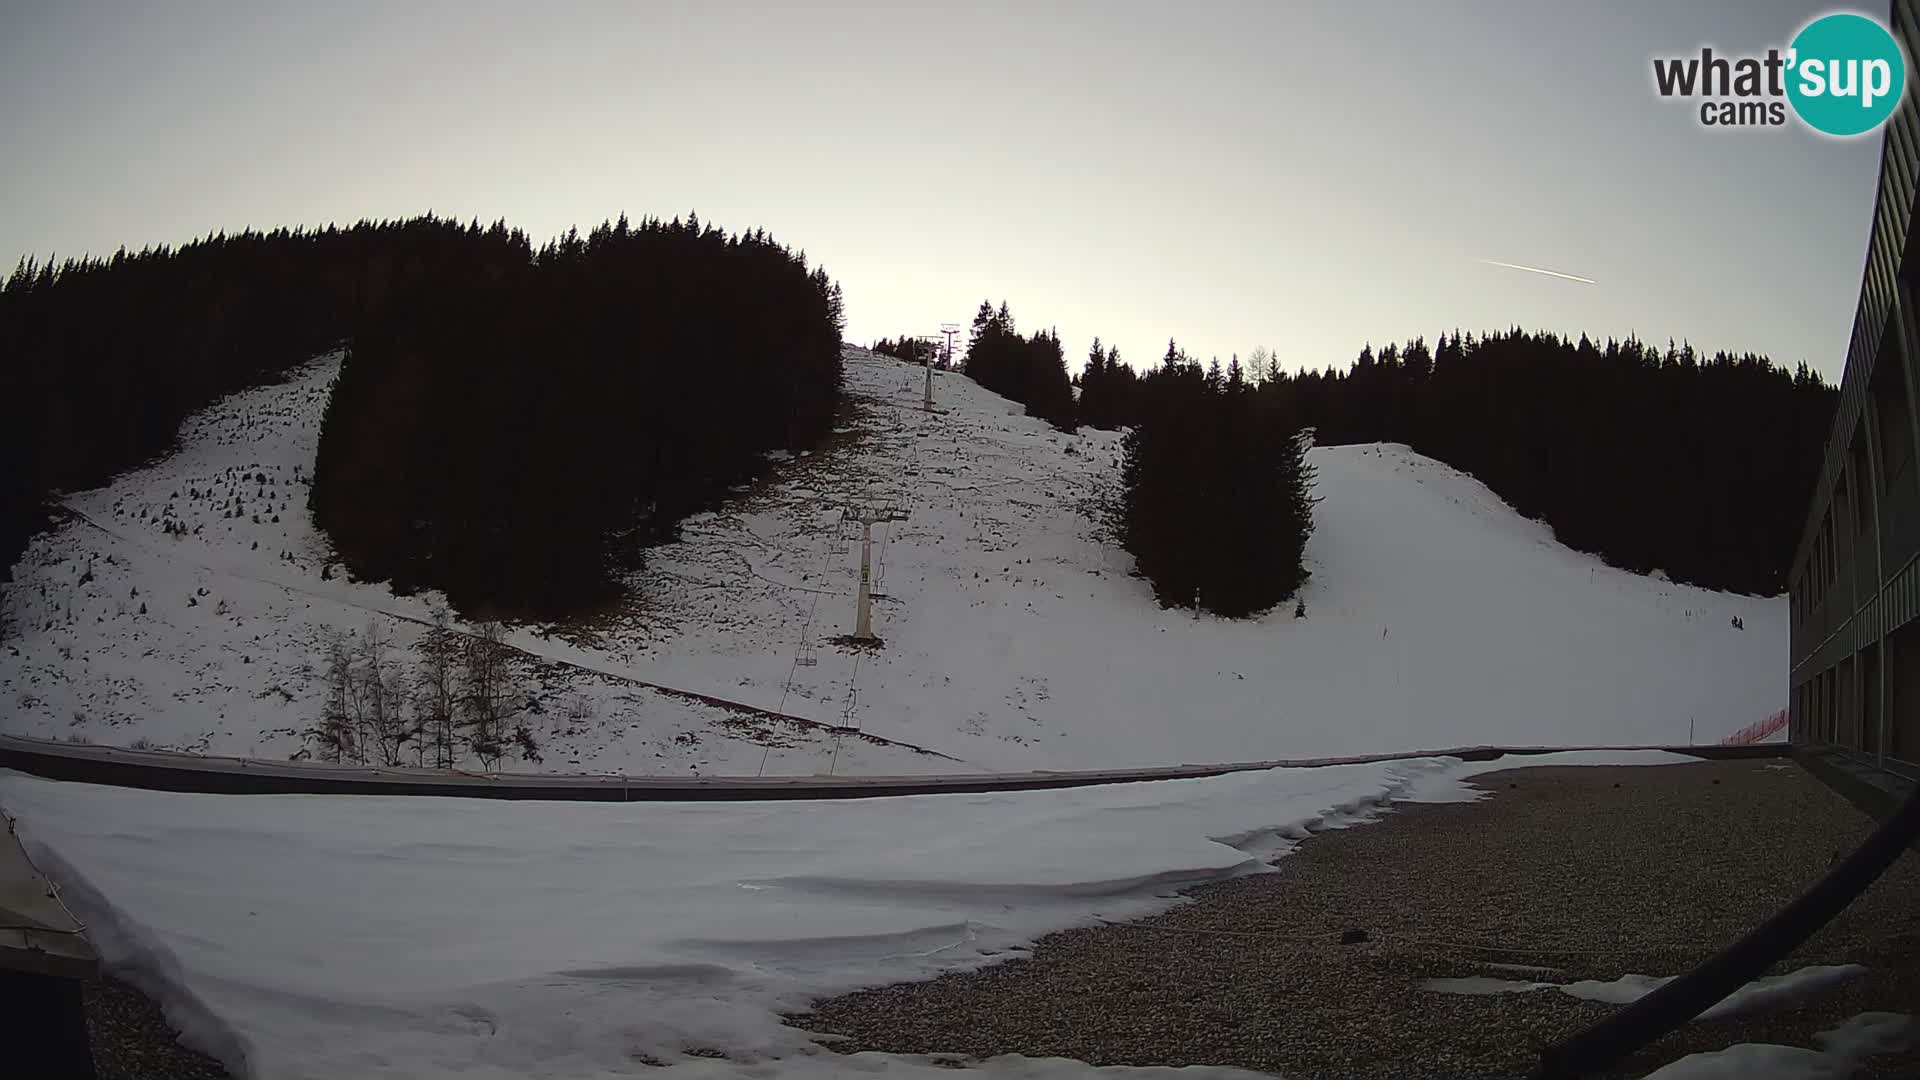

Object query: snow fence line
[1719,709,1790,747]
[0,731,1790,801]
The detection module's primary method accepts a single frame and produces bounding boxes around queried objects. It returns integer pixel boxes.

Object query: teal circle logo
[1787,13,1907,136]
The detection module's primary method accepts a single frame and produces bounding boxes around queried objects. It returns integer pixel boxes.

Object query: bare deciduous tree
[460,621,517,772]
[1248,345,1279,385]
[302,615,537,773]
[414,608,459,769]
[360,619,410,766]
[307,629,357,763]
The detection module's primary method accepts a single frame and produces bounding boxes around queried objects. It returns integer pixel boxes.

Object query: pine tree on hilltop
[1080,338,1110,429]
[1024,328,1076,430]
[964,299,1002,383]
[968,300,994,350]
[1104,345,1139,428]
[961,302,1076,430]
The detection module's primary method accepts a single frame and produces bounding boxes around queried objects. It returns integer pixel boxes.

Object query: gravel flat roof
[85,976,229,1080]
[789,758,1920,1079]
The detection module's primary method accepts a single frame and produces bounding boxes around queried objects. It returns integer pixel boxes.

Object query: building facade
[1788,0,1920,779]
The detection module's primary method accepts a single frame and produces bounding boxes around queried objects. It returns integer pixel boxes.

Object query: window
[1871,335,1914,495]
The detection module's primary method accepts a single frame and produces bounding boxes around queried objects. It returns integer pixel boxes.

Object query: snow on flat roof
[1,749,1697,1078]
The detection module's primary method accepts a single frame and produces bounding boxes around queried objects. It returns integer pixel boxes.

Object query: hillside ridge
[0,347,1783,774]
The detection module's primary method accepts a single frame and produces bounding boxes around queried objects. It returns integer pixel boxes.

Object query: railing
[1719,709,1789,746]
[0,731,1789,801]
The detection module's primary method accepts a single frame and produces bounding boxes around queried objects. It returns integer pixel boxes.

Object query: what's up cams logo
[1653,11,1908,136]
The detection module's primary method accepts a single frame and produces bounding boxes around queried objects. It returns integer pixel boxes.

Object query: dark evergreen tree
[0,216,531,597]
[1077,337,1108,426]
[1264,328,1834,594]
[1076,338,1144,430]
[308,214,845,617]
[959,302,1075,430]
[872,336,938,365]
[1118,342,1316,617]
[1023,328,1076,430]
[1106,345,1141,428]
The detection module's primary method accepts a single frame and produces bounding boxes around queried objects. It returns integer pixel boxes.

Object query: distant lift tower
[847,502,908,640]
[917,335,942,412]
[934,323,962,411]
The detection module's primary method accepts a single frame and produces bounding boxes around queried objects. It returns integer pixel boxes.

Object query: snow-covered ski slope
[0,354,946,777]
[0,347,1784,774]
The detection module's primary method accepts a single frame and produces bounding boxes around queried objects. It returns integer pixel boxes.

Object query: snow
[1645,1042,1848,1080]
[1644,1011,1918,1079]
[1813,1011,1920,1060]
[0,749,1696,1079]
[1,347,1784,775]
[1421,975,1551,995]
[1423,964,1868,1021]
[1579,966,1865,1020]
[0,354,948,778]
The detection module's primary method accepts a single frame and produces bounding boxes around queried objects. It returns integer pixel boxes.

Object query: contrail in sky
[1476,258,1596,284]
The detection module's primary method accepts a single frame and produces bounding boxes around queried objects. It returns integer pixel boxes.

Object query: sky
[0,0,1890,381]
